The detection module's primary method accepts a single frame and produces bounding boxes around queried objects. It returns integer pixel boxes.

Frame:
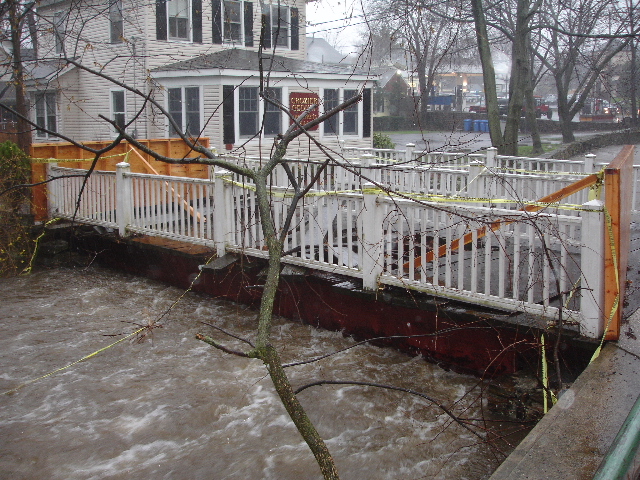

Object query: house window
[343,89,359,135]
[238,87,259,137]
[109,0,124,43]
[167,87,201,137]
[168,0,190,39]
[223,0,242,43]
[34,93,57,138]
[213,0,252,46]
[156,0,202,42]
[54,12,65,54]
[322,88,370,138]
[238,87,283,138]
[263,87,281,136]
[111,90,126,131]
[323,89,339,135]
[262,4,289,48]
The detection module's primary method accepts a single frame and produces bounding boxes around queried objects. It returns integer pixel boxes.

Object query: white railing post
[213,169,232,257]
[584,153,596,174]
[360,182,383,290]
[360,153,376,185]
[468,160,484,200]
[405,143,415,163]
[483,147,498,200]
[580,199,605,338]
[116,162,133,237]
[360,153,375,167]
[485,147,497,169]
[46,162,58,219]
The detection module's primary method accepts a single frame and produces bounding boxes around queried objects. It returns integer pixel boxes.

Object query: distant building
[373,69,412,117]
[306,36,352,64]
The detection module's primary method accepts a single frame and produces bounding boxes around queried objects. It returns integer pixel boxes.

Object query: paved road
[387,131,640,165]
[387,129,621,155]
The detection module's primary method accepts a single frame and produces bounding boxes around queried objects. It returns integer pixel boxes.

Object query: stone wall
[549,129,640,159]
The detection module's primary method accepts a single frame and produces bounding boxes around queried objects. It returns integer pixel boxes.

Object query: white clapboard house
[30,0,375,157]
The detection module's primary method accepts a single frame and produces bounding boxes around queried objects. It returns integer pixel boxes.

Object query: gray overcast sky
[305,0,366,54]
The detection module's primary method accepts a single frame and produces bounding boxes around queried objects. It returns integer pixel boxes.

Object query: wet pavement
[386,129,616,155]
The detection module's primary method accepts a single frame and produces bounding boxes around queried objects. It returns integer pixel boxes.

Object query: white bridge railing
[47,158,609,339]
[342,145,640,214]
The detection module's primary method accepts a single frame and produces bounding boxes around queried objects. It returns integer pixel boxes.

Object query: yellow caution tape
[222,177,587,212]
[2,327,145,395]
[492,166,590,176]
[30,152,128,164]
[590,206,620,363]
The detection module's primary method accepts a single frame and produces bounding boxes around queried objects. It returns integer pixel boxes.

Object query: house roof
[153,49,374,77]
[306,37,352,65]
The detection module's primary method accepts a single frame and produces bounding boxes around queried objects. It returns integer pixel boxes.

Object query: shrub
[373,132,396,149]
[0,141,33,276]
[0,141,30,212]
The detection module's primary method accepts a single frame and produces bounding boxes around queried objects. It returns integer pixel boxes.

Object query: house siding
[31,0,373,157]
[34,0,307,141]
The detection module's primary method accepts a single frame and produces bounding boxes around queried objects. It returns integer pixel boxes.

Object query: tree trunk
[252,176,340,480]
[631,38,637,125]
[470,0,503,150]
[555,85,576,144]
[418,58,429,126]
[502,0,530,156]
[524,77,543,155]
[9,0,32,155]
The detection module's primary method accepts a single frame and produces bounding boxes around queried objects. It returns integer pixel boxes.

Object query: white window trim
[165,86,203,137]
[321,88,362,138]
[167,0,192,42]
[110,88,126,137]
[109,0,124,43]
[222,0,244,46]
[235,85,287,141]
[54,11,66,55]
[33,92,58,139]
[265,3,291,50]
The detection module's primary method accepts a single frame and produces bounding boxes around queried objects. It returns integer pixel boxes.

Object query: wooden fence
[30,138,210,221]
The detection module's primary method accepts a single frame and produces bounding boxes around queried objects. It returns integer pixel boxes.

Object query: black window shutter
[290,7,299,51]
[212,0,222,44]
[156,0,167,40]
[244,2,253,47]
[363,88,372,138]
[192,0,202,43]
[223,85,235,145]
[260,6,271,49]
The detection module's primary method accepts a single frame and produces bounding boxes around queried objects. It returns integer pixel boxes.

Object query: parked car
[498,97,552,119]
[468,105,487,114]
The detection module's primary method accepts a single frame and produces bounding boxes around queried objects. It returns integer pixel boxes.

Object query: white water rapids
[0,266,527,479]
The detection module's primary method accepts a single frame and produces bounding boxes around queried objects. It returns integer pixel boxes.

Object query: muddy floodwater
[0,266,527,480]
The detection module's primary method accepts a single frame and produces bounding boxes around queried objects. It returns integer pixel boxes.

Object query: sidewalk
[490,305,640,480]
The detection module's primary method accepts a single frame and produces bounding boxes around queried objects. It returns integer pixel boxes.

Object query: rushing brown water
[0,266,525,480]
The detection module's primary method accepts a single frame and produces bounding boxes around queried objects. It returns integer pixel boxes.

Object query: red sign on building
[289,92,320,131]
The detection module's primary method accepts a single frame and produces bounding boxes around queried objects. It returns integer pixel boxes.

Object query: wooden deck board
[131,236,214,256]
